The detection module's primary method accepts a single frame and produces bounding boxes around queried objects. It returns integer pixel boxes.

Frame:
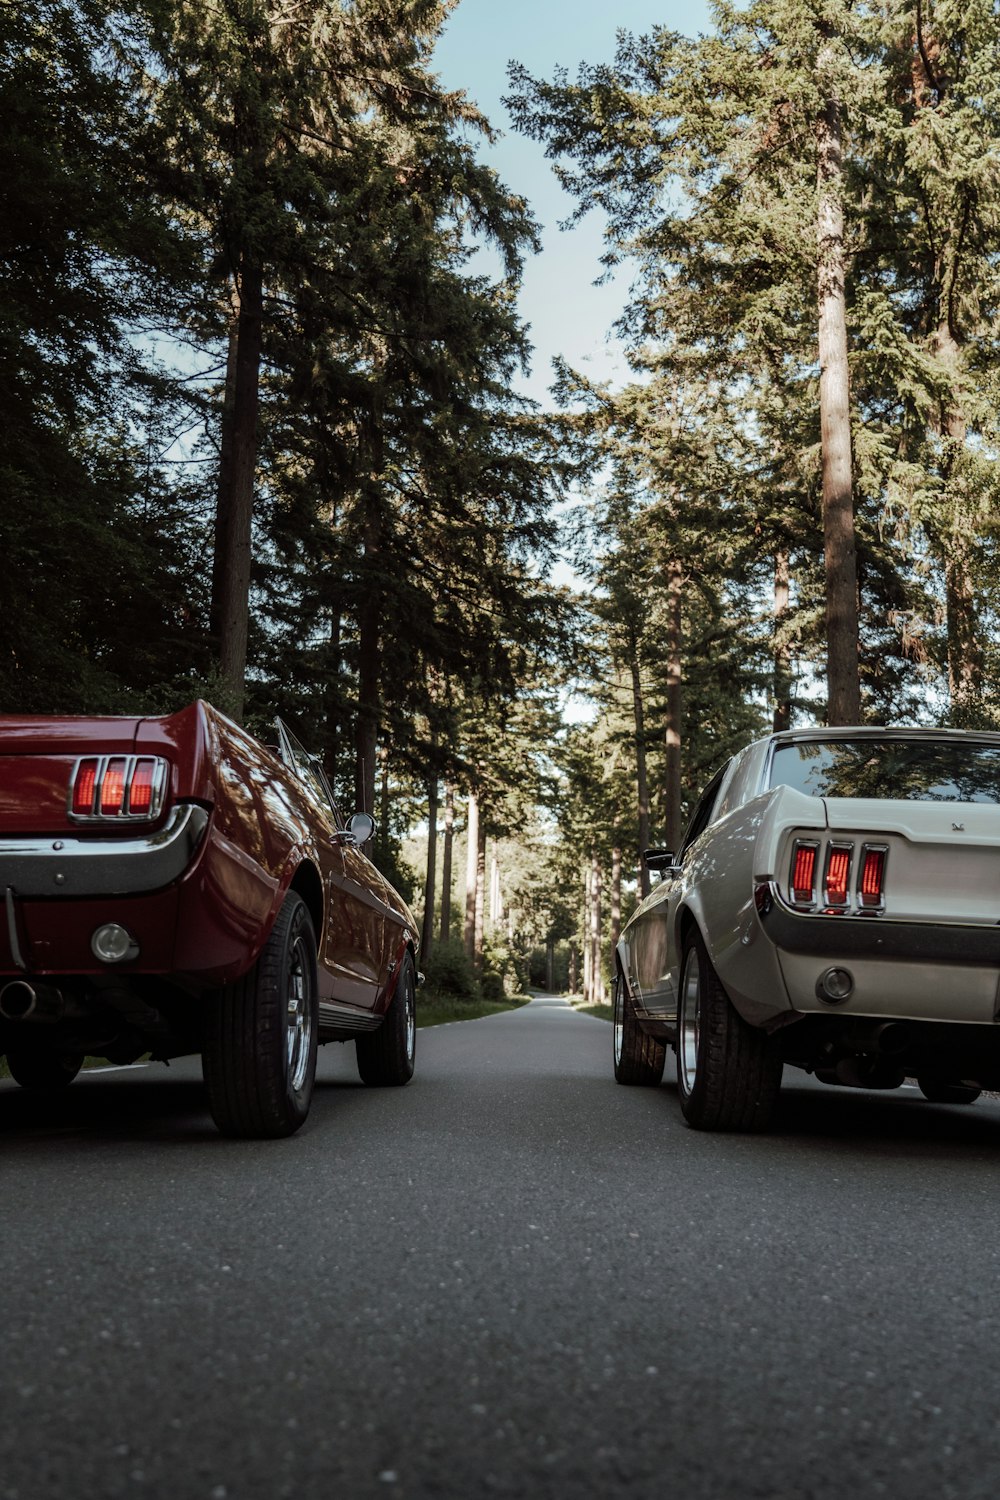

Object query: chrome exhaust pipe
[0,979,64,1023]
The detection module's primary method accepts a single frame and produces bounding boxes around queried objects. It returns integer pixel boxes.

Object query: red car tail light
[128,759,157,814]
[790,841,819,905]
[69,757,168,822]
[824,844,852,908]
[859,845,887,909]
[72,759,99,816]
[100,758,128,815]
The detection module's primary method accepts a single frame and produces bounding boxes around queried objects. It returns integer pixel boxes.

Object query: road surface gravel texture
[3,996,1000,1500]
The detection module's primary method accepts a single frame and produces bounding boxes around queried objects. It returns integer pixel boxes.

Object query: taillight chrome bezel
[823,841,853,910]
[857,842,888,912]
[789,840,820,908]
[68,756,169,822]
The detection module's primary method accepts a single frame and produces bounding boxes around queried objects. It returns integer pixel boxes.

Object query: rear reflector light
[69,757,168,822]
[824,844,852,907]
[859,846,887,908]
[790,842,818,905]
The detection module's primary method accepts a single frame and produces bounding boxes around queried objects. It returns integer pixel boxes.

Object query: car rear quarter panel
[140,703,328,987]
[682,791,796,1028]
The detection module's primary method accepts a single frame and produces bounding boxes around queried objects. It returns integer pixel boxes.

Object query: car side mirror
[643,848,677,877]
[347,812,376,846]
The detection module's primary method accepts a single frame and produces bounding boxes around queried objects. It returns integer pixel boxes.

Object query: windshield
[769,739,1000,804]
[276,720,341,824]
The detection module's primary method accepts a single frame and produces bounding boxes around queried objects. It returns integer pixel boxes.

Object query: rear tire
[676,929,782,1132]
[356,951,416,1086]
[613,961,665,1085]
[202,893,319,1139]
[917,1078,981,1106]
[5,1048,83,1090]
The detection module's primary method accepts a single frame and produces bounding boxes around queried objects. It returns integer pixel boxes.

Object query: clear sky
[431,0,713,404]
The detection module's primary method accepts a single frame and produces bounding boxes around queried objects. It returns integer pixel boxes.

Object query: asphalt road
[5,997,1000,1500]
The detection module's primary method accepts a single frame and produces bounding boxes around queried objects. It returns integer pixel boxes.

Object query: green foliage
[422,937,477,1000]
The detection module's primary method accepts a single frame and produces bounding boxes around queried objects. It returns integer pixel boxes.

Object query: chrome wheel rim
[404,974,416,1063]
[678,949,701,1096]
[286,933,313,1093]
[613,978,624,1066]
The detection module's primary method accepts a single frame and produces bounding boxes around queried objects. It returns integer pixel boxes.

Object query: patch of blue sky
[431,0,713,407]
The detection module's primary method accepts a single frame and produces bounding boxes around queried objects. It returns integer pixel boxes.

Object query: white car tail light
[69,757,168,821]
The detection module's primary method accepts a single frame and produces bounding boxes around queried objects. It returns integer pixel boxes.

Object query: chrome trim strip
[0,803,209,899]
[5,887,27,971]
[318,1000,383,1034]
[755,880,1000,966]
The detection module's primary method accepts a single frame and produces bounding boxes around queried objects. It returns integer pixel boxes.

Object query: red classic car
[0,701,419,1137]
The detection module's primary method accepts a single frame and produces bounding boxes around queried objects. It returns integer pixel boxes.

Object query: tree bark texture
[816,67,861,726]
[610,838,622,954]
[582,863,592,1004]
[589,851,603,1006]
[663,557,683,851]
[420,778,438,963]
[773,548,792,732]
[630,650,651,898]
[474,818,486,973]
[934,322,981,712]
[440,782,454,944]
[463,790,479,962]
[213,257,263,723]
[354,497,383,819]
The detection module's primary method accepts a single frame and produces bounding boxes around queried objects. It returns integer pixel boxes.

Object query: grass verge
[573,1003,614,1023]
[416,993,531,1028]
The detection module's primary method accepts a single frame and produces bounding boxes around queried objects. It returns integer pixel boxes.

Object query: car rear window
[769,739,1000,803]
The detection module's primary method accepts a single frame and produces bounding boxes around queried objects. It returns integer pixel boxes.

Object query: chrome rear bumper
[0,803,210,899]
[755,881,1000,966]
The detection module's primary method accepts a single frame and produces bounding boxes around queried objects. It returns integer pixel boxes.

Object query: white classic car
[614,726,1000,1131]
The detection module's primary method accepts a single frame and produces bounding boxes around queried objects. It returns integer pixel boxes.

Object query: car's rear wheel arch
[677,904,699,961]
[288,859,324,947]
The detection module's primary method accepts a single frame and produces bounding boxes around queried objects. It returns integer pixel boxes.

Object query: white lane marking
[83,1063,151,1074]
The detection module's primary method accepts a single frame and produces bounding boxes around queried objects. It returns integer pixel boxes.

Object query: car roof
[769,725,1000,748]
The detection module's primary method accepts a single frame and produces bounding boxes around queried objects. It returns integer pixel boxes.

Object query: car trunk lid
[823,797,1000,926]
[0,717,142,836]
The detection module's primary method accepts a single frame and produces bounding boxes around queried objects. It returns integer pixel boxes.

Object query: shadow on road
[0,1072,220,1146]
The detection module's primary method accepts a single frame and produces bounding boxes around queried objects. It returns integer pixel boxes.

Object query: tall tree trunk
[663,557,683,852]
[421,777,438,963]
[934,323,981,713]
[489,851,502,927]
[582,863,592,1004]
[545,938,554,993]
[211,314,238,646]
[355,501,382,819]
[816,46,861,726]
[377,747,390,864]
[773,547,792,731]
[629,652,651,898]
[325,606,342,780]
[440,782,454,944]
[463,789,479,962]
[474,818,486,974]
[213,256,263,723]
[610,836,622,954]
[590,851,603,1005]
[569,942,577,997]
